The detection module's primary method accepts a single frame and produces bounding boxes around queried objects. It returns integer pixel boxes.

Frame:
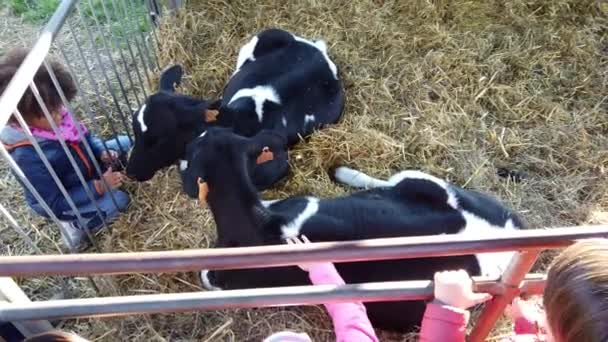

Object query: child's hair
[22,330,88,342]
[544,238,608,342]
[0,47,77,124]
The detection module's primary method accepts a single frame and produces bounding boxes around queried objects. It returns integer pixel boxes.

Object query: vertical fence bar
[109,0,148,100]
[127,0,157,70]
[468,250,542,342]
[10,110,100,252]
[29,82,111,236]
[0,204,43,255]
[98,0,142,110]
[123,0,155,83]
[74,3,133,145]
[65,21,127,156]
[0,278,54,337]
[143,0,161,69]
[43,60,121,211]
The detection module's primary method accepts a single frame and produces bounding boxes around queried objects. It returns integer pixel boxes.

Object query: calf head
[181,126,289,196]
[126,64,221,181]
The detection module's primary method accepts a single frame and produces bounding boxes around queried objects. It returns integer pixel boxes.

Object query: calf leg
[332,166,390,189]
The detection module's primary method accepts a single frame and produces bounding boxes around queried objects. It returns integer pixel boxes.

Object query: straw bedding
[2,0,607,341]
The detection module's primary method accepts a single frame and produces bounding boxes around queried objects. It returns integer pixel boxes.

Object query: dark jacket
[0,124,106,219]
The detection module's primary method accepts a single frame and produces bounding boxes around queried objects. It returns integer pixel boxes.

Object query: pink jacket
[264,263,379,342]
[419,302,548,342]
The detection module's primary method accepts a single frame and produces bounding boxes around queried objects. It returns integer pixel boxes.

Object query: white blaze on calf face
[281,197,319,238]
[136,104,148,132]
[293,35,338,80]
[228,85,281,122]
[234,35,259,75]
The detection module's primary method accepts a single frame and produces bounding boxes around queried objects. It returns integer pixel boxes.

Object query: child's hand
[102,167,125,189]
[506,297,544,322]
[433,270,493,309]
[286,235,318,272]
[100,149,119,166]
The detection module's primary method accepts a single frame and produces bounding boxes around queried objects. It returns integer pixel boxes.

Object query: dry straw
[1,0,607,341]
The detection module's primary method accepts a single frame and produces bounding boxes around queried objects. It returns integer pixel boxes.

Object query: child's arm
[84,132,106,159]
[19,153,104,215]
[307,263,379,342]
[506,298,547,335]
[420,270,492,342]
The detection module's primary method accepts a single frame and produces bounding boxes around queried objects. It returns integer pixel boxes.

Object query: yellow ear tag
[197,178,209,207]
[256,146,274,165]
[204,109,219,123]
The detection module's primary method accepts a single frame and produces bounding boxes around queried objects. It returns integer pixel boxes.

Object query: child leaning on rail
[420,238,608,342]
[0,48,130,251]
[264,235,380,342]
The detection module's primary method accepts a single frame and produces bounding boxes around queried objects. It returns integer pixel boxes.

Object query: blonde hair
[543,238,608,342]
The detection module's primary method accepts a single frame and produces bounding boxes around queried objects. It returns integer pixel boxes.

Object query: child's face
[28,109,62,130]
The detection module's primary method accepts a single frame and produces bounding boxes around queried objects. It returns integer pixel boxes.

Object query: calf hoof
[199,270,222,291]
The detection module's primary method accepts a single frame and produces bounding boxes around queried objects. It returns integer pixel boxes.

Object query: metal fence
[0,1,607,342]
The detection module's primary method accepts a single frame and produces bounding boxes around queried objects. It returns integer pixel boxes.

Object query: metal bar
[0,275,545,322]
[109,0,148,99]
[0,0,77,131]
[65,20,127,155]
[74,3,133,146]
[143,0,161,69]
[43,59,121,212]
[128,0,157,70]
[9,110,99,252]
[0,278,54,336]
[0,144,77,251]
[469,250,542,342]
[29,82,111,236]
[0,203,43,255]
[0,225,606,277]
[98,0,142,110]
[122,0,154,85]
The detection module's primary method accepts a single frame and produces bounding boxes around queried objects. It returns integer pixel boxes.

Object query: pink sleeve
[419,302,470,342]
[307,263,379,342]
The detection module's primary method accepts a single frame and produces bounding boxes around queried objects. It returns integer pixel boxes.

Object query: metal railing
[0,1,606,342]
[1,225,608,341]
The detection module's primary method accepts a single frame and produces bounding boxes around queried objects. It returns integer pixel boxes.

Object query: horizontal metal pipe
[0,275,545,322]
[0,225,606,277]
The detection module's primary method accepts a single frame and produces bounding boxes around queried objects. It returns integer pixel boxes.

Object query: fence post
[468,250,542,341]
[0,278,54,337]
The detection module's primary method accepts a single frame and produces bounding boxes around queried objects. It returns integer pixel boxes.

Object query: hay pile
[3,0,607,341]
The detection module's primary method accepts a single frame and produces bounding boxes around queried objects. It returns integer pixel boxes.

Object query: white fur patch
[228,85,281,122]
[261,199,280,208]
[459,213,518,278]
[234,36,259,75]
[386,170,459,209]
[200,270,222,291]
[179,159,188,171]
[334,166,390,189]
[136,104,147,132]
[281,197,319,238]
[293,35,338,79]
[304,114,316,125]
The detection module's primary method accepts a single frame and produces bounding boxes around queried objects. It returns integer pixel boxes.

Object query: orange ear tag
[197,178,209,207]
[256,146,274,164]
[204,109,219,123]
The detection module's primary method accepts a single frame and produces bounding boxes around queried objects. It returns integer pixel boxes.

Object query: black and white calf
[126,28,344,193]
[186,127,525,333]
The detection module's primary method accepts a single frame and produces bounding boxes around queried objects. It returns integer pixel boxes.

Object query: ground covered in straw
[2,0,607,341]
